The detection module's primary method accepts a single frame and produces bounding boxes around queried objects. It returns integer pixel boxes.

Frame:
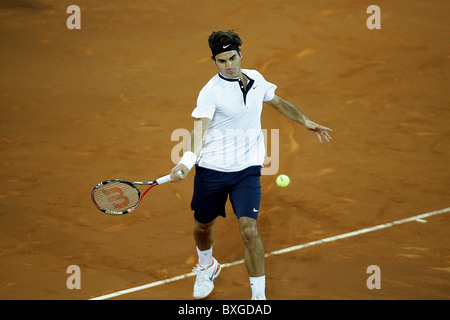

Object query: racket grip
[156,175,171,185]
[156,170,185,185]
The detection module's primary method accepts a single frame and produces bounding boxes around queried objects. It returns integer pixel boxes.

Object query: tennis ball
[276,174,290,187]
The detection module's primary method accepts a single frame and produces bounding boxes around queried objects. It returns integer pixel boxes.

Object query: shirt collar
[218,71,253,83]
[217,71,255,105]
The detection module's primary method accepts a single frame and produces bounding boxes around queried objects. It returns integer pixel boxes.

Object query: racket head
[91,179,142,215]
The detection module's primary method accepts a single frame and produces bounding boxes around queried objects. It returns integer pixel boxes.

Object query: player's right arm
[188,117,211,156]
[170,117,211,182]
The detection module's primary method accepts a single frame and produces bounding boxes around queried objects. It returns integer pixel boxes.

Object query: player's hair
[208,29,243,60]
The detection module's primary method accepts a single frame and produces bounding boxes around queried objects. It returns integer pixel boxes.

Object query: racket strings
[93,182,140,212]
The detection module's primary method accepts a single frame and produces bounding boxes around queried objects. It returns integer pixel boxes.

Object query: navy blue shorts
[191,165,262,223]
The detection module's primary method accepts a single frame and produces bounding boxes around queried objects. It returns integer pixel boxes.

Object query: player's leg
[239,217,266,299]
[191,166,227,259]
[194,219,215,262]
[238,216,265,277]
[229,166,266,299]
[192,218,222,299]
[191,166,227,299]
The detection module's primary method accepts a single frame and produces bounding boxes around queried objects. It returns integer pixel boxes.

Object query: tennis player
[170,30,332,300]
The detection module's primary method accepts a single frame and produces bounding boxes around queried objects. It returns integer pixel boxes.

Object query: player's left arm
[266,94,332,143]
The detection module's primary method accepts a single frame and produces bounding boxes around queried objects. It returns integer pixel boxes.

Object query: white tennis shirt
[192,69,277,172]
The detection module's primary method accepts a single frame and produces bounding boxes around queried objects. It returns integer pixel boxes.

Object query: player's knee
[239,220,259,245]
[194,220,214,236]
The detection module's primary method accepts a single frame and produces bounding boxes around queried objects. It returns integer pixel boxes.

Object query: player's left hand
[304,120,333,143]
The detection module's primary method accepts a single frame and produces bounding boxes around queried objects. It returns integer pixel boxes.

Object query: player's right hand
[170,164,189,182]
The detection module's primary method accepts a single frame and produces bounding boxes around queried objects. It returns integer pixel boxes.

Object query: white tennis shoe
[193,257,221,299]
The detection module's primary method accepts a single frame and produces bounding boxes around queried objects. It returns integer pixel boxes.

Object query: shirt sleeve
[191,87,216,120]
[263,82,277,102]
[253,70,277,101]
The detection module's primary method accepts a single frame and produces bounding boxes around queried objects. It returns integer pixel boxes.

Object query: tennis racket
[91,170,184,215]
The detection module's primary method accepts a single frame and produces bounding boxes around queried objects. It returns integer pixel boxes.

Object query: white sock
[197,247,213,267]
[250,275,266,298]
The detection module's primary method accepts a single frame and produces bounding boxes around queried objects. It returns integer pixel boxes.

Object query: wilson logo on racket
[101,187,130,209]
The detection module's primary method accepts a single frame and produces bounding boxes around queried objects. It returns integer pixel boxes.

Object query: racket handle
[156,170,185,185]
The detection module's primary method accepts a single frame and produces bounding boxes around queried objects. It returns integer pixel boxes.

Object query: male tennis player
[170,30,332,300]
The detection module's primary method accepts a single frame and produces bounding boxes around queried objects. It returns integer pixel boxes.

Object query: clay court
[0,0,449,300]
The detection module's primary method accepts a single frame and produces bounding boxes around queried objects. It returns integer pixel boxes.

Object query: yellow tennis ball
[276,174,290,187]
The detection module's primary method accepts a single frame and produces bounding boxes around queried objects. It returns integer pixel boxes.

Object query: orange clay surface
[0,0,449,299]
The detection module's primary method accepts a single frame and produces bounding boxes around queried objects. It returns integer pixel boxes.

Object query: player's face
[214,50,242,79]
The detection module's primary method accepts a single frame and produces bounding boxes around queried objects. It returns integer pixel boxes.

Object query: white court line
[89,206,450,300]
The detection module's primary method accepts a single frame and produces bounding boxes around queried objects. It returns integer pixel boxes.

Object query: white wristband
[179,151,197,171]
